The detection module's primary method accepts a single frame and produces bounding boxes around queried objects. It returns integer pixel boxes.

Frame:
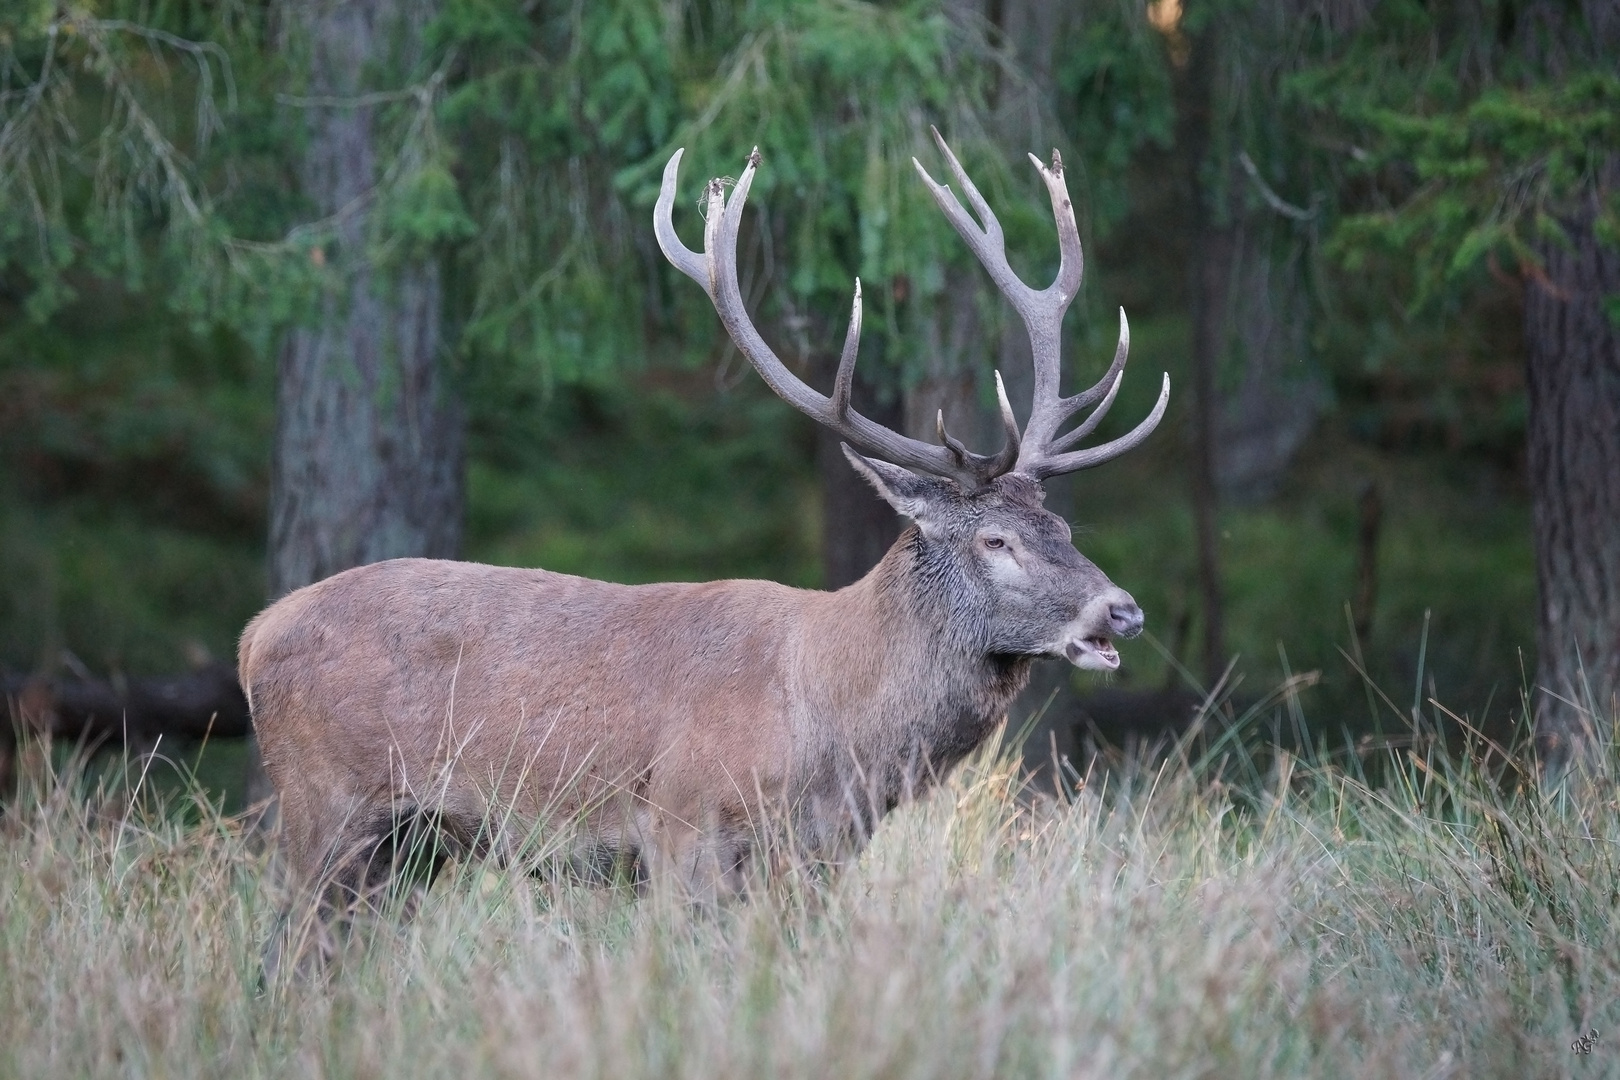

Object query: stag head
[655,129,1168,670]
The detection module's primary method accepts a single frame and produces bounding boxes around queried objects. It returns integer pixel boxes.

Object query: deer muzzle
[1057,590,1143,671]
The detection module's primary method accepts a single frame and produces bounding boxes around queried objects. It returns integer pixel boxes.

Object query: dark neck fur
[863,527,1036,765]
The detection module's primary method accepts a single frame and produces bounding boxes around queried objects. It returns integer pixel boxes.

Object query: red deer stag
[241,131,1168,960]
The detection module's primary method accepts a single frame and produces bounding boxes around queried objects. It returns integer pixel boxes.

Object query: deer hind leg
[262,803,472,983]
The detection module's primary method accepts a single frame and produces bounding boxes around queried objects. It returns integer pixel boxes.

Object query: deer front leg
[639,803,755,907]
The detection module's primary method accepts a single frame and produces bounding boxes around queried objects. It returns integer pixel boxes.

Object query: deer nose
[1108,601,1145,639]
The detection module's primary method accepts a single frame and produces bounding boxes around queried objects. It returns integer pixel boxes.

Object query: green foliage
[1327,75,1620,308]
[1054,6,1175,231]
[0,274,271,672]
[1290,2,1620,313]
[463,372,821,587]
[0,1,1193,390]
[432,0,683,384]
[607,0,1028,390]
[378,156,478,259]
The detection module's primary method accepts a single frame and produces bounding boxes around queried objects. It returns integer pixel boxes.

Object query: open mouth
[1064,635,1119,671]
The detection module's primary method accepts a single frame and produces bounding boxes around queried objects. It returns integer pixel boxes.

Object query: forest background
[1,0,1616,801]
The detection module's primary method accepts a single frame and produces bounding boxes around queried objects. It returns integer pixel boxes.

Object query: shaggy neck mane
[855,525,1036,767]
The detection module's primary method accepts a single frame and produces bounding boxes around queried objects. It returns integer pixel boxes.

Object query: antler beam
[911,127,1169,482]
[656,134,1169,489]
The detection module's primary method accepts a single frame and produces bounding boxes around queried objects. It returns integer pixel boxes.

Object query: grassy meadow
[3,707,1617,1080]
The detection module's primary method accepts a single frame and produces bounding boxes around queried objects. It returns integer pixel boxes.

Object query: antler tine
[661,147,1007,488]
[1049,371,1122,454]
[1011,148,1087,453]
[701,147,844,420]
[935,410,972,466]
[913,134,1035,321]
[1022,373,1171,482]
[830,279,862,420]
[936,368,1021,472]
[1025,149,1085,312]
[928,126,1002,250]
[1062,307,1131,416]
[1000,156,1169,480]
[986,370,1022,475]
[654,149,709,288]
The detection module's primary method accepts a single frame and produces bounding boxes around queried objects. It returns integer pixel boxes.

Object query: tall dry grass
[2,718,1617,1079]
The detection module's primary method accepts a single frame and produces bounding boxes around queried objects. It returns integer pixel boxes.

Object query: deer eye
[984,537,1006,550]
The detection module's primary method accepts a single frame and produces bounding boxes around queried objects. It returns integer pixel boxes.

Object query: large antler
[656,148,1019,489]
[912,128,1170,482]
[655,134,1169,490]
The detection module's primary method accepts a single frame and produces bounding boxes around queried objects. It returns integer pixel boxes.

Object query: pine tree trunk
[1525,197,1620,772]
[268,266,462,598]
[1174,4,1231,686]
[245,0,460,813]
[1189,224,1232,686]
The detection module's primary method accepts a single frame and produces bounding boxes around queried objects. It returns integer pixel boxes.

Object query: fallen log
[2,661,251,749]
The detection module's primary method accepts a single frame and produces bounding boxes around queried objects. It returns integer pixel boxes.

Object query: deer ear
[841,444,951,530]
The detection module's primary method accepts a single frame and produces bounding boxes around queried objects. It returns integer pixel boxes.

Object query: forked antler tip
[655,147,710,287]
[920,129,946,179]
[1026,148,1066,180]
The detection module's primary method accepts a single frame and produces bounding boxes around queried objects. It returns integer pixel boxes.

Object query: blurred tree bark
[1517,4,1620,774]
[245,0,462,813]
[1526,180,1620,770]
[1173,4,1231,688]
